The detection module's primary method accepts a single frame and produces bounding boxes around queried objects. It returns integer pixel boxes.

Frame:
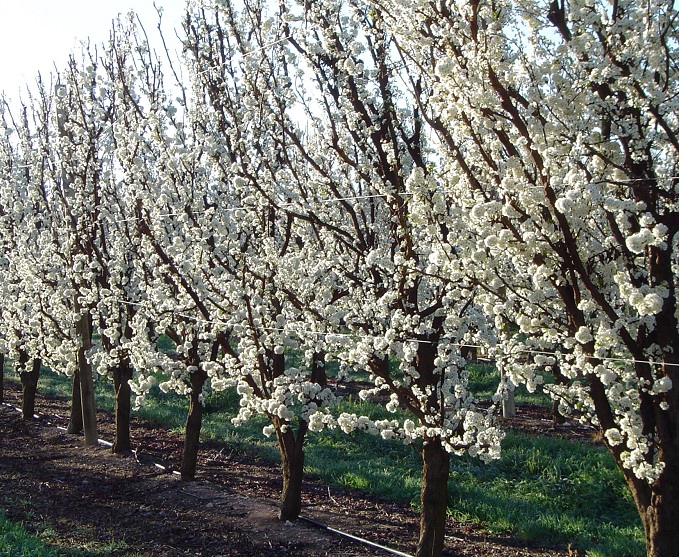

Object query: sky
[0,0,186,98]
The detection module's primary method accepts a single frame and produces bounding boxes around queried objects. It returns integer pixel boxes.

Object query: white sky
[0,0,187,98]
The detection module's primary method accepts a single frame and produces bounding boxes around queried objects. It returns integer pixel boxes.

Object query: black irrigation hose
[2,401,415,556]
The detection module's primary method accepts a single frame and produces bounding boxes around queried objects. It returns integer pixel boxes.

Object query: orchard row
[0,2,677,556]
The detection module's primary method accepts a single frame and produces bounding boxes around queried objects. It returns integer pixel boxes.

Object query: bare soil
[0,383,577,557]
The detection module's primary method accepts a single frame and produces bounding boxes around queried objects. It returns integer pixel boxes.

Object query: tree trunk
[0,353,4,404]
[500,372,516,418]
[112,360,133,454]
[626,453,679,557]
[20,358,41,420]
[638,247,679,557]
[417,437,450,557]
[276,424,307,521]
[67,370,84,434]
[75,306,98,446]
[460,345,477,362]
[641,495,679,557]
[588,348,679,557]
[502,386,516,418]
[551,398,567,425]
[180,368,207,481]
[410,318,451,557]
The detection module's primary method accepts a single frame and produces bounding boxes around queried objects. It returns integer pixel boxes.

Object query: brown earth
[0,382,578,557]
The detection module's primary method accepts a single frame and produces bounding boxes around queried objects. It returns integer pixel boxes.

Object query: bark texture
[19,357,41,420]
[416,437,450,557]
[112,360,133,454]
[75,308,98,446]
[180,365,207,481]
[625,449,679,557]
[67,370,84,434]
[273,351,324,521]
[412,321,451,557]
[276,426,306,522]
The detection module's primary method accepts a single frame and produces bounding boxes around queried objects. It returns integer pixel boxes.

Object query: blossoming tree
[170,1,339,515]
[97,17,226,474]
[379,0,679,555]
[0,93,50,420]
[0,68,106,434]
[1,32,151,450]
[183,1,504,554]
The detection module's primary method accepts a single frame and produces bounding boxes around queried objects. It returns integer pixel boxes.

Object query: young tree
[92,16,169,454]
[184,1,502,553]
[101,19,221,474]
[380,1,679,555]
[286,6,503,556]
[17,352,41,420]
[121,2,339,517]
[53,68,103,446]
[0,83,72,423]
[2,47,114,443]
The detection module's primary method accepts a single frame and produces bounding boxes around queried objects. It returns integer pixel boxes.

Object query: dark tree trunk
[587,344,679,557]
[272,351,322,521]
[276,424,307,521]
[180,366,207,481]
[270,351,305,521]
[638,244,679,557]
[641,492,679,557]
[67,370,84,434]
[625,456,679,557]
[589,358,679,557]
[417,437,450,557]
[112,360,133,454]
[411,316,451,557]
[460,345,477,362]
[19,356,41,420]
[0,353,4,404]
[75,307,98,446]
[551,398,567,425]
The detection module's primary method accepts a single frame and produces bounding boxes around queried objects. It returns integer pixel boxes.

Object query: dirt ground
[0,383,574,557]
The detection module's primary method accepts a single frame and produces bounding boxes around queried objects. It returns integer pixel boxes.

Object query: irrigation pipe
[2,402,113,448]
[299,516,414,557]
[2,400,413,556]
[2,401,183,475]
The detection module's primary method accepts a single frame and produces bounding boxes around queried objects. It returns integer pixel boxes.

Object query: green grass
[300,395,643,556]
[448,435,643,556]
[3,365,645,557]
[0,512,137,557]
[306,398,422,502]
[0,512,59,557]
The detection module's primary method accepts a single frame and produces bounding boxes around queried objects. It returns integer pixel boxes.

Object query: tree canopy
[1,1,677,556]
